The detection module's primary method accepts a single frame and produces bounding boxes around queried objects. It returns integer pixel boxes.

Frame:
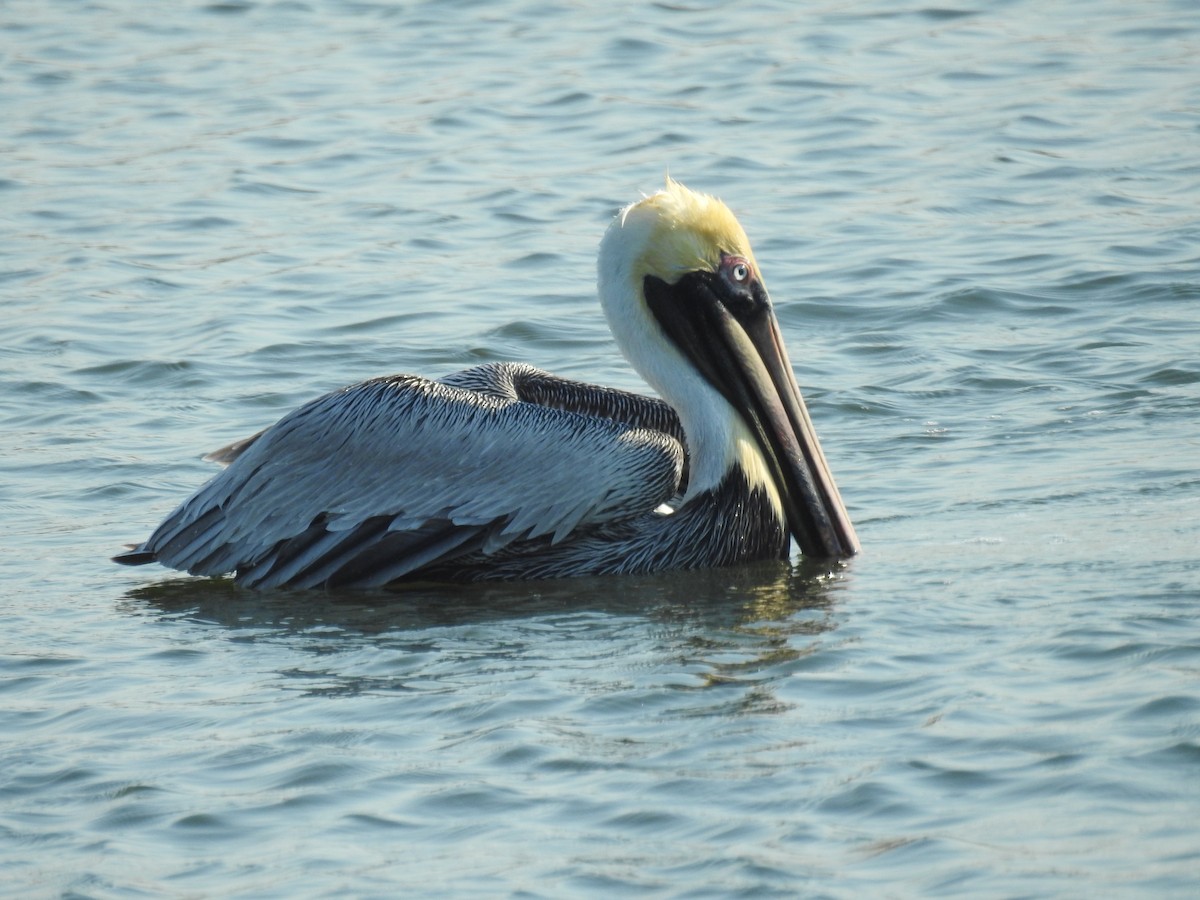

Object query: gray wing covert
[124,372,684,588]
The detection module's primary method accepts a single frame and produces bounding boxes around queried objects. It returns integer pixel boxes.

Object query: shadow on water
[118,558,851,640]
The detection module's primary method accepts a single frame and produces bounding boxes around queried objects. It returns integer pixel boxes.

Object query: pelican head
[598,179,859,559]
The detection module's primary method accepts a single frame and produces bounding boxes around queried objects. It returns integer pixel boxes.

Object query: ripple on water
[3,0,1200,896]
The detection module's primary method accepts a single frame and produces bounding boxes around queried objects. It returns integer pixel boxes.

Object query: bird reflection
[121,559,846,635]
[119,560,850,703]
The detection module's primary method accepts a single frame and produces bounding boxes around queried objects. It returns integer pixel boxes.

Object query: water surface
[3,0,1199,896]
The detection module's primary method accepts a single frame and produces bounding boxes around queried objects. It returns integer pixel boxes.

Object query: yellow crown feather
[623,178,760,285]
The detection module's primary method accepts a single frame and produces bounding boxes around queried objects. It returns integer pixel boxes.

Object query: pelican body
[115,181,858,588]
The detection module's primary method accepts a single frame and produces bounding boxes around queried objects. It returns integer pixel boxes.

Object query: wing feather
[121,365,683,587]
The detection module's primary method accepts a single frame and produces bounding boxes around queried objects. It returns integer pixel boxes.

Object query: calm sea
[3,0,1198,895]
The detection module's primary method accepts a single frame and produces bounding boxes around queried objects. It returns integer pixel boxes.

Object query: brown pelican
[115,180,859,588]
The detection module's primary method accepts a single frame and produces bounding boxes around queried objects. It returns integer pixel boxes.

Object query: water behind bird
[2,0,1198,895]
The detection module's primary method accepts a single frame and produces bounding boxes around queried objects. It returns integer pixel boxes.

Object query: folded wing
[115,364,684,589]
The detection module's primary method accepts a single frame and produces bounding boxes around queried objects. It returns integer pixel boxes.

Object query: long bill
[646,276,860,559]
[716,304,860,559]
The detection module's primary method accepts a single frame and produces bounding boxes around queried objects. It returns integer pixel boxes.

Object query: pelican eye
[720,255,753,287]
[714,256,760,317]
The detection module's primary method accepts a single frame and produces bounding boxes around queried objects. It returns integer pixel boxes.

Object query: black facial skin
[642,257,778,462]
[642,262,767,414]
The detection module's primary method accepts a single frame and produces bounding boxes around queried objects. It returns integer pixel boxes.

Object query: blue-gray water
[4,0,1199,895]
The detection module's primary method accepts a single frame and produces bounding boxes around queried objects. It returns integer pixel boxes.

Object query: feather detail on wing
[117,364,684,588]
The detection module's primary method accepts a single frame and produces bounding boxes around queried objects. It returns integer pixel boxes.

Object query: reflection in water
[122,559,846,632]
[121,560,849,701]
